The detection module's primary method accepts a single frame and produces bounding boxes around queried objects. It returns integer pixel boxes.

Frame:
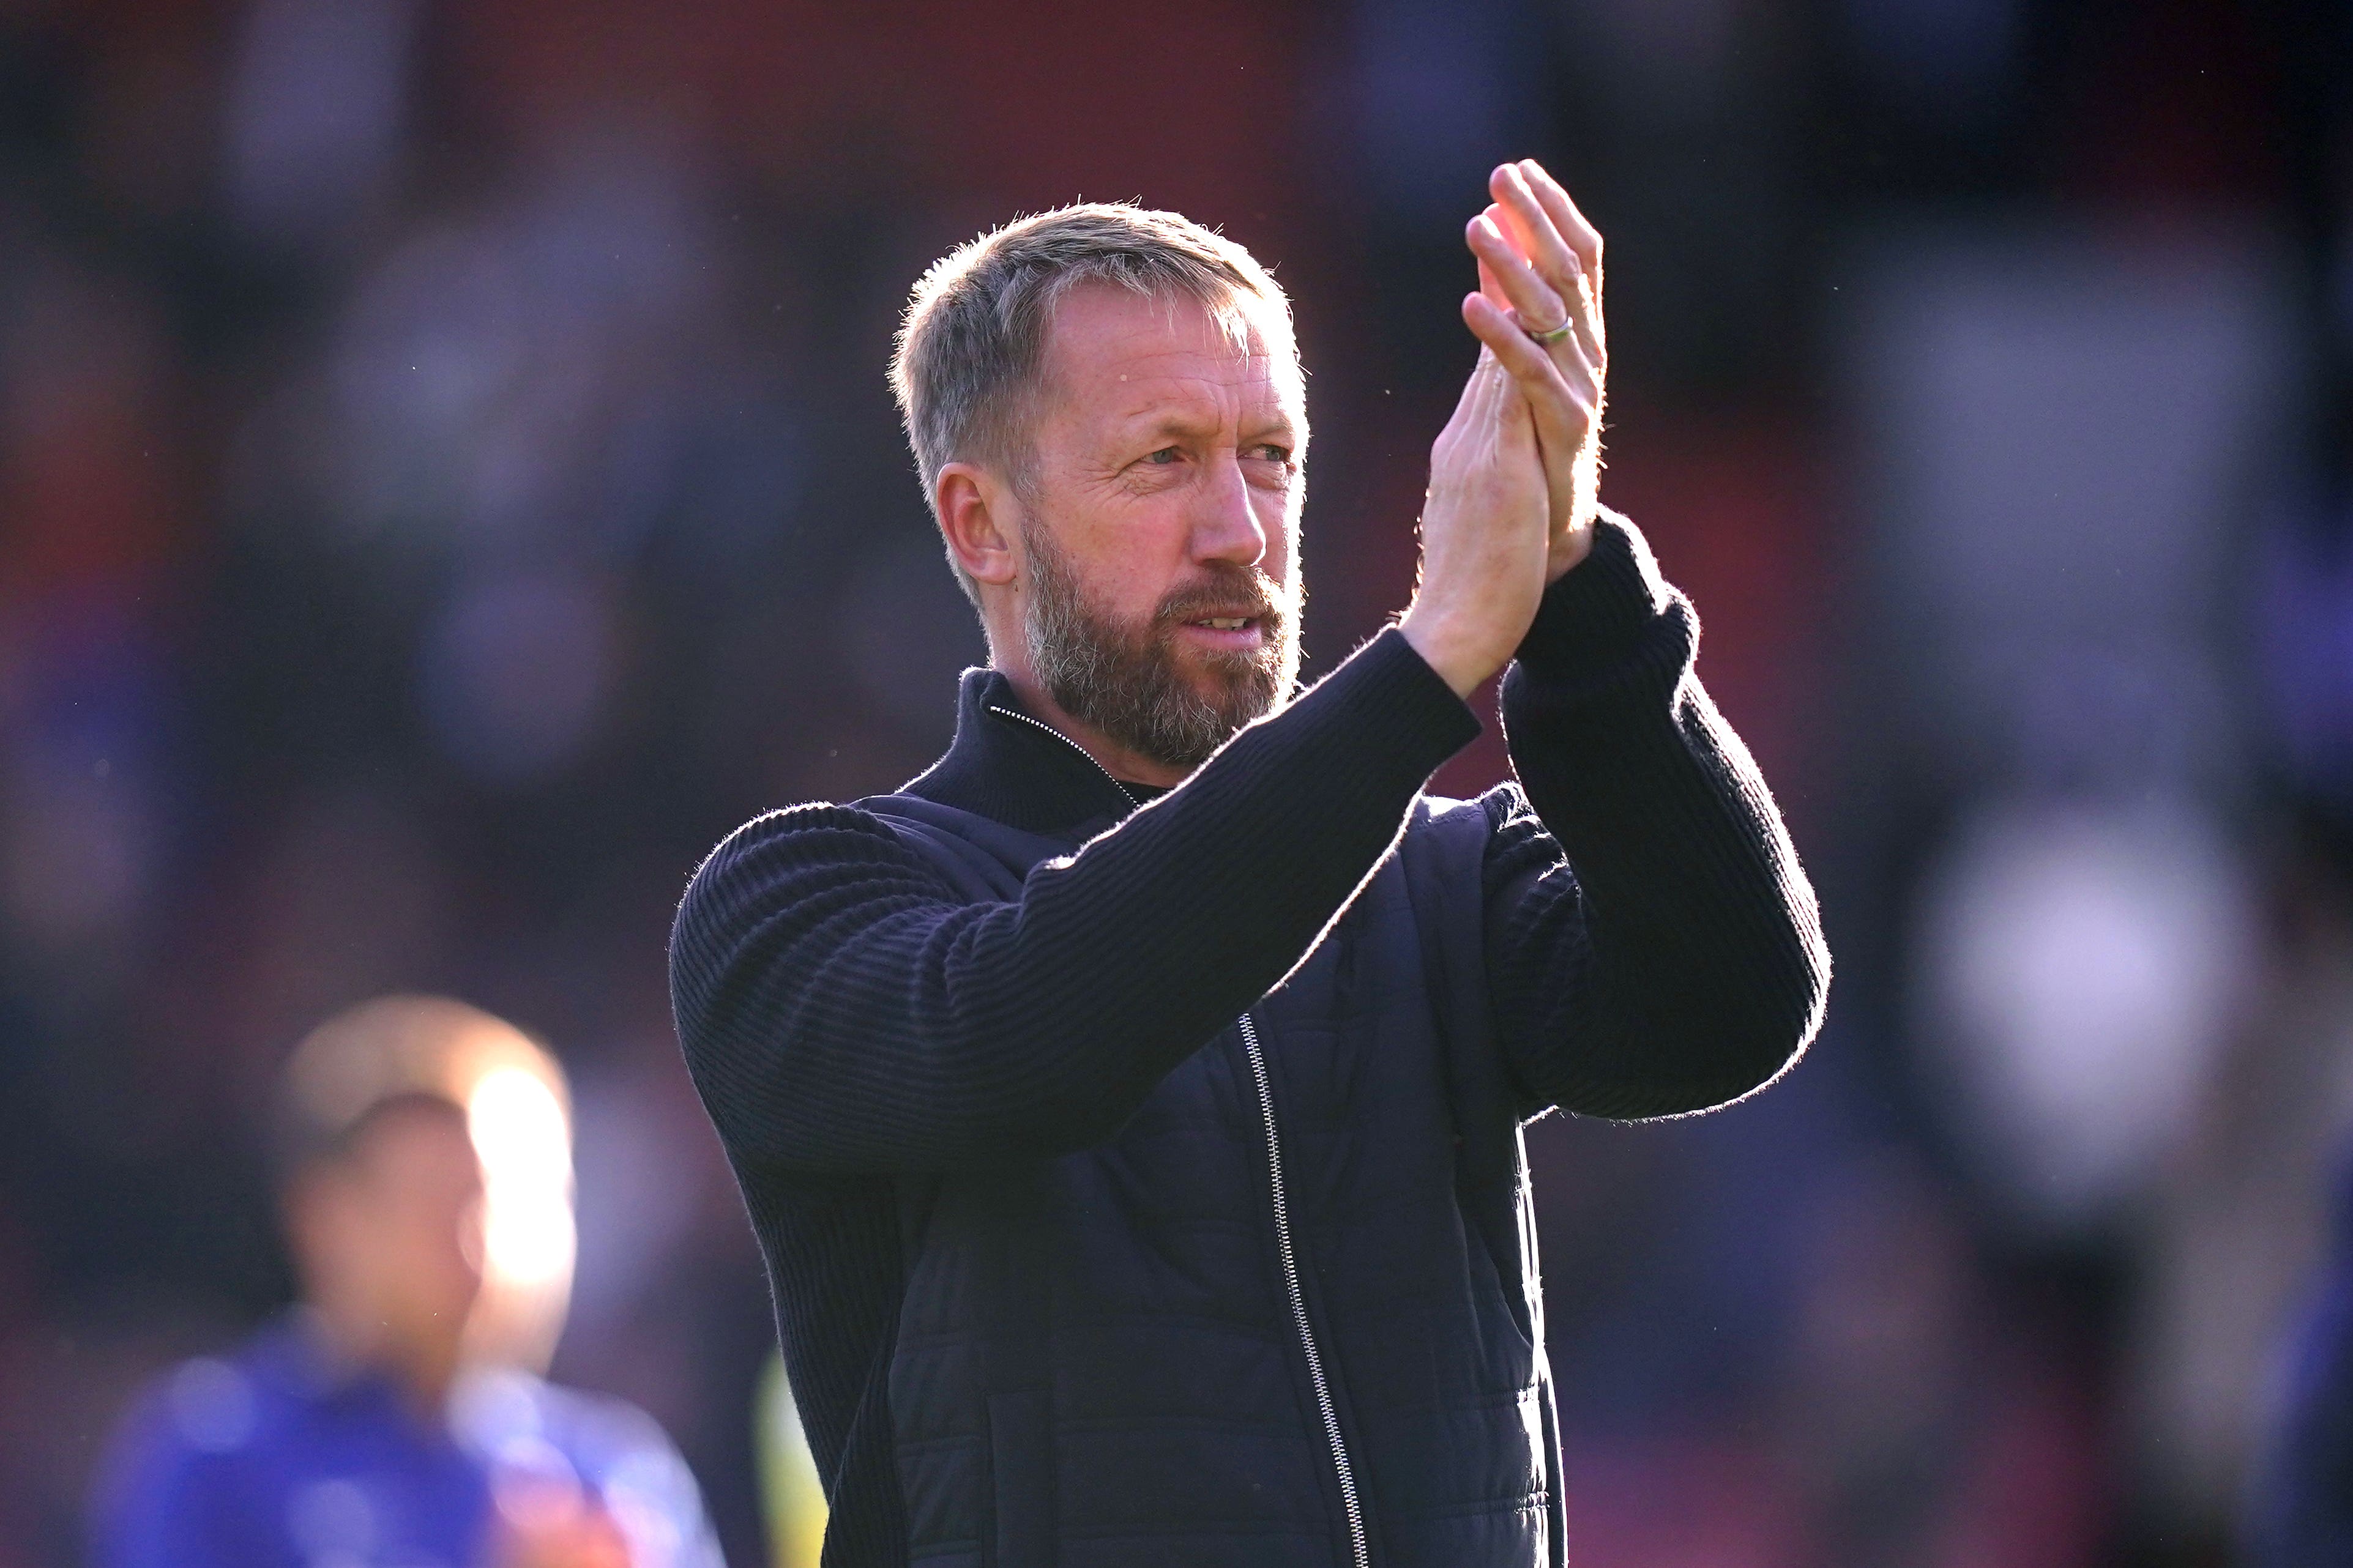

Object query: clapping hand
[1400,159,1610,697]
[1467,159,1606,583]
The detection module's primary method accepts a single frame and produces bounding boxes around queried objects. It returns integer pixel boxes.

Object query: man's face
[293,1100,487,1355]
[1015,283,1307,770]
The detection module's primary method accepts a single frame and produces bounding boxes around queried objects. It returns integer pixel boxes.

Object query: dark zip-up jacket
[669,513,1829,1567]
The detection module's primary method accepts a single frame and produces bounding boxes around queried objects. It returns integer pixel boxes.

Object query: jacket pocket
[985,1389,1055,1568]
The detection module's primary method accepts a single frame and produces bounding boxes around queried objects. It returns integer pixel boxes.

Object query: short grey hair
[890,203,1300,603]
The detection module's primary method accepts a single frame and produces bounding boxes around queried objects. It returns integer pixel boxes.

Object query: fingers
[1500,158,1602,291]
[1475,253,1509,321]
[1439,302,1508,442]
[1463,292,1592,427]
[1489,172,1579,305]
[1458,296,1529,414]
[1460,291,1527,371]
[1467,213,1568,335]
[1464,291,1595,472]
[1490,170,1605,370]
[1469,188,1604,386]
[1458,230,1602,411]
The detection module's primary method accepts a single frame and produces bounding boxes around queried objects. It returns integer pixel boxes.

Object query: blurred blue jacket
[91,1315,723,1568]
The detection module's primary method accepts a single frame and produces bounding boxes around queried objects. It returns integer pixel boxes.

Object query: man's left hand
[1464,159,1608,581]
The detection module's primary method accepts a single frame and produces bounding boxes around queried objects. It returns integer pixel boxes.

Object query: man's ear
[936,463,1020,589]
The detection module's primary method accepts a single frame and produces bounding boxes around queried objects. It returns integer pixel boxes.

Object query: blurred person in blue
[673,163,1827,1566]
[90,995,726,1568]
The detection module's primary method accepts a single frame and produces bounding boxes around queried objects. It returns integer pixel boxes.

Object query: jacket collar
[897,668,1144,837]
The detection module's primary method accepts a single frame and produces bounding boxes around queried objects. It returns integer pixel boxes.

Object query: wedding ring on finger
[1523,318,1574,345]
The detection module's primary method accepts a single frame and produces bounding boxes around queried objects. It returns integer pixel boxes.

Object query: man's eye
[1144,447,1182,466]
[1252,445,1293,464]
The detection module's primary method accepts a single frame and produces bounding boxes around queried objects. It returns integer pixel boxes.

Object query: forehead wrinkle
[1098,343,1291,411]
[1062,352,1244,437]
[1043,283,1297,411]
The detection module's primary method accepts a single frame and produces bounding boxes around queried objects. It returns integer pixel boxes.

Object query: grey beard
[1021,522,1300,771]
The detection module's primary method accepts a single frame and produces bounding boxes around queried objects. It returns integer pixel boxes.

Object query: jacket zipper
[1240,1011,1371,1568]
[985,704,1139,808]
[986,702,1371,1566]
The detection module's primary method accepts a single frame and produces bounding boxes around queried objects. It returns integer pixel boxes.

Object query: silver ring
[1524,318,1574,344]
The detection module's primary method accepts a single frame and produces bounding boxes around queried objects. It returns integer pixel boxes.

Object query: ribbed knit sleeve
[670,629,1480,1173]
[1483,511,1829,1119]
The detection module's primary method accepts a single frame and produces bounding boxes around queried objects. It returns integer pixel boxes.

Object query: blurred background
[1,0,2349,1562]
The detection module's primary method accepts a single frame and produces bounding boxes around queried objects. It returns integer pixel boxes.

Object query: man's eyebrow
[1116,403,1223,442]
[1103,388,1300,446]
[1122,407,1302,437]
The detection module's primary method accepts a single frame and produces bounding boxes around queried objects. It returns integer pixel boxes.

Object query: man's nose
[1190,452,1267,568]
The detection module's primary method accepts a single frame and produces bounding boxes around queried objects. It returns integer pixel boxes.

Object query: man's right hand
[1399,198,1600,699]
[491,1478,635,1568]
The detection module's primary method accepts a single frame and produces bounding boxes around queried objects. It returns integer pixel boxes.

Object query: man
[93,995,723,1568]
[671,161,1828,1567]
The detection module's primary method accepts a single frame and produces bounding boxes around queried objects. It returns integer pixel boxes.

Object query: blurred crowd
[1,0,2349,1563]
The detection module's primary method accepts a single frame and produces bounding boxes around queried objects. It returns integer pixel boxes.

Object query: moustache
[1154,571,1289,633]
